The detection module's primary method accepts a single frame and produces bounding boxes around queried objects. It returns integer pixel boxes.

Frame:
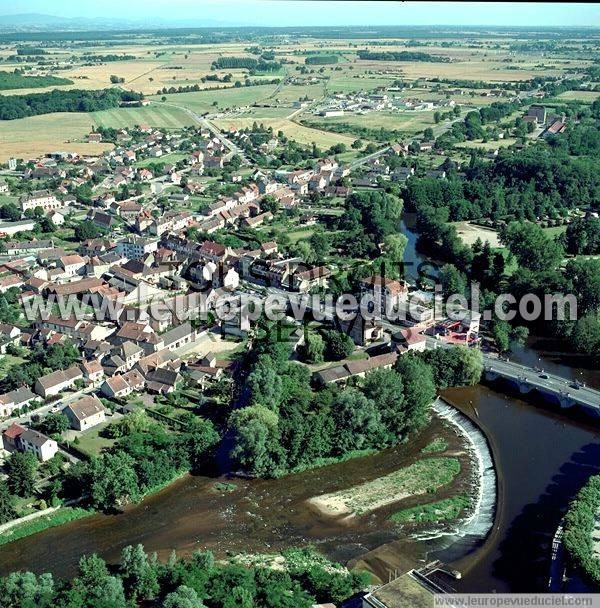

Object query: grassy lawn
[309,457,461,517]
[0,194,19,205]
[553,90,600,102]
[456,138,517,151]
[286,227,316,243]
[213,117,356,148]
[0,354,26,380]
[151,85,279,113]
[219,341,247,361]
[71,421,117,457]
[134,152,188,167]
[306,110,436,135]
[390,494,471,524]
[542,225,568,238]
[327,75,400,93]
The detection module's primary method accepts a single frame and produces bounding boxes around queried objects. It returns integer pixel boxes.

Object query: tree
[454,346,484,385]
[88,452,140,510]
[6,451,37,497]
[309,231,331,259]
[70,553,127,608]
[394,355,436,433]
[562,216,600,255]
[247,355,283,408]
[510,325,529,348]
[323,330,354,361]
[120,544,159,601]
[260,194,279,214]
[500,221,564,272]
[0,481,17,524]
[330,388,383,455]
[0,572,56,608]
[38,412,69,437]
[301,330,325,364]
[74,221,104,241]
[351,139,363,149]
[572,313,600,354]
[383,233,408,266]
[491,319,511,352]
[439,263,467,299]
[566,258,600,315]
[362,368,405,441]
[0,203,21,221]
[164,585,206,608]
[229,405,286,478]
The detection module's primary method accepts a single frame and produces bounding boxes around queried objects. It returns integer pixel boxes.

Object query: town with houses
[0,116,482,467]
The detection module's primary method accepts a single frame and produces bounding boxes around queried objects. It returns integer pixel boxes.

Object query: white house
[34,366,83,398]
[18,428,58,462]
[63,395,106,431]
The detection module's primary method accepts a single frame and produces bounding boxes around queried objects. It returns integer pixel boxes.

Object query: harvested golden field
[213,117,356,148]
[0,113,112,162]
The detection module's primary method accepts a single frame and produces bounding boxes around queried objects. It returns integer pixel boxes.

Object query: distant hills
[0,13,250,31]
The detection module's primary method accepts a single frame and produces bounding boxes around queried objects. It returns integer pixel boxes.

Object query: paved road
[153,101,250,164]
[348,145,393,171]
[483,357,599,410]
[0,387,96,432]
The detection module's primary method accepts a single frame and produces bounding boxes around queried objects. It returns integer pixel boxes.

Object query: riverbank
[0,506,92,548]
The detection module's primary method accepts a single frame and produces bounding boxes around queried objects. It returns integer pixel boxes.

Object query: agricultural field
[151,84,280,113]
[306,110,437,135]
[0,112,112,161]
[91,104,195,129]
[213,116,356,148]
[553,90,600,102]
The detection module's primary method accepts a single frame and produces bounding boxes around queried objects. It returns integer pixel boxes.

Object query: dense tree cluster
[0,341,81,393]
[559,216,600,255]
[0,88,142,120]
[404,147,600,222]
[336,190,403,258]
[63,415,219,511]
[305,55,339,65]
[0,545,367,608]
[228,321,481,478]
[357,50,450,62]
[211,57,281,72]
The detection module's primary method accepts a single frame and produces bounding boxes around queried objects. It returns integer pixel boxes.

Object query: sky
[1,1,599,27]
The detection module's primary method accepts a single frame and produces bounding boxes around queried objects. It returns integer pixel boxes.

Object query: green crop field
[151,84,279,113]
[91,105,194,129]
